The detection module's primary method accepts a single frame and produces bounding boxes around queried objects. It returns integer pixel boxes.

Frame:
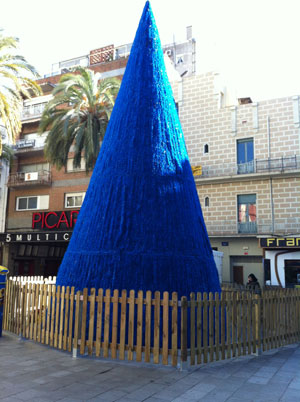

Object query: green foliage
[0,30,41,153]
[1,143,14,166]
[39,67,120,171]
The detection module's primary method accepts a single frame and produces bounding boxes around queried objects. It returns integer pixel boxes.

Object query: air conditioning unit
[24,172,38,181]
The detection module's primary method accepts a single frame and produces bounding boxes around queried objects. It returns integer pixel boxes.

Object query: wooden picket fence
[2,278,300,367]
[8,276,56,284]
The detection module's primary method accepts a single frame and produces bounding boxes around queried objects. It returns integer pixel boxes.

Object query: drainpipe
[269,178,275,233]
[267,116,275,233]
[267,116,271,159]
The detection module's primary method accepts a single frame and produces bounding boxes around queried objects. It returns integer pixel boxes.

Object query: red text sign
[32,210,79,231]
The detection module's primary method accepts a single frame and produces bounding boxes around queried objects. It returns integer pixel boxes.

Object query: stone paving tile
[1,333,300,402]
[199,390,233,402]
[280,387,300,402]
[247,375,270,384]
[111,398,144,402]
[88,389,128,401]
[11,389,50,401]
[30,398,58,402]
[287,379,300,390]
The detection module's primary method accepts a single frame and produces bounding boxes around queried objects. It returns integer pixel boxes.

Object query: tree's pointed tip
[142,0,153,18]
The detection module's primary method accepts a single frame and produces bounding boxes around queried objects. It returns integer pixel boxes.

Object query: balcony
[238,222,257,234]
[45,42,176,77]
[7,170,51,188]
[206,219,300,237]
[15,139,35,149]
[14,134,47,155]
[21,103,47,122]
[193,155,300,183]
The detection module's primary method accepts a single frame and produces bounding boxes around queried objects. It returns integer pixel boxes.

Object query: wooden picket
[2,279,300,368]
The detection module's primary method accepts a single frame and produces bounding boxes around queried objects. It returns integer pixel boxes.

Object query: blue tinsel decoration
[56,1,220,297]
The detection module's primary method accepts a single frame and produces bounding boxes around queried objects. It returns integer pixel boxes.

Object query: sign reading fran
[32,210,79,231]
[260,237,300,248]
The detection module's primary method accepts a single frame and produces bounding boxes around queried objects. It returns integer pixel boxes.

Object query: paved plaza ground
[0,332,299,402]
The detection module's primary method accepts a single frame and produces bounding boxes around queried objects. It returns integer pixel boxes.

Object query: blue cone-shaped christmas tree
[56,1,220,297]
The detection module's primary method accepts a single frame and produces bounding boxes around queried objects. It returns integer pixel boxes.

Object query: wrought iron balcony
[193,155,299,180]
[206,219,300,236]
[21,103,47,121]
[7,170,51,188]
[238,222,257,234]
[15,139,35,149]
[14,135,47,154]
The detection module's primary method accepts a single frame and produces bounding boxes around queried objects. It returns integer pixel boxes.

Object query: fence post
[254,294,262,355]
[72,290,81,358]
[180,296,188,370]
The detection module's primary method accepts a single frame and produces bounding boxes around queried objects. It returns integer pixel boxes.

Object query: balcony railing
[7,170,51,188]
[205,219,300,236]
[15,139,35,149]
[194,155,300,179]
[21,103,47,121]
[15,135,46,152]
[238,222,257,234]
[256,156,299,172]
[44,42,176,77]
[237,161,254,174]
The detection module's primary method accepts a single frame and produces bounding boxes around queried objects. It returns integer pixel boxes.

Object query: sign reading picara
[32,210,79,231]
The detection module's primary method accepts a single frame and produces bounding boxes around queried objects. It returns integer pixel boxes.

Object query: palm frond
[39,67,120,170]
[0,31,41,153]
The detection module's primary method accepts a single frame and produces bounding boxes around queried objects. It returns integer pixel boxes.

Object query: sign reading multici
[260,237,300,248]
[0,232,72,243]
[32,210,79,231]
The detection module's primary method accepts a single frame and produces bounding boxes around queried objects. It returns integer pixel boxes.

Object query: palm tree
[39,67,120,171]
[0,30,41,154]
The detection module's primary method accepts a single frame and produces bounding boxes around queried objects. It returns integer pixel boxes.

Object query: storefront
[0,210,78,277]
[260,237,300,288]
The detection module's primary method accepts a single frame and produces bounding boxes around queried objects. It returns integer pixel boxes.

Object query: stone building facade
[172,72,300,286]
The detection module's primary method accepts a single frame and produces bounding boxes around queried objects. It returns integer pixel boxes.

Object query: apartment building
[0,31,195,277]
[171,72,300,287]
[0,158,9,238]
[0,125,10,249]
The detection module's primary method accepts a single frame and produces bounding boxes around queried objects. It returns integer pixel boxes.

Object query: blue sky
[2,0,300,101]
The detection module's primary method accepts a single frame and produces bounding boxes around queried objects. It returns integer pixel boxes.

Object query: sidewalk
[0,332,299,402]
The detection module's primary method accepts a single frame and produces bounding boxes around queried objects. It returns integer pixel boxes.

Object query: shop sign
[32,210,79,231]
[260,237,300,248]
[0,232,72,243]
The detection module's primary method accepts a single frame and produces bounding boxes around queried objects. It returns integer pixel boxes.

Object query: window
[237,138,254,174]
[204,197,209,207]
[237,194,257,233]
[20,163,49,173]
[16,195,49,211]
[65,192,85,208]
[67,158,86,172]
[204,144,209,154]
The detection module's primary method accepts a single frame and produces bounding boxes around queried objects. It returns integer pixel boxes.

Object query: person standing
[246,273,261,294]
